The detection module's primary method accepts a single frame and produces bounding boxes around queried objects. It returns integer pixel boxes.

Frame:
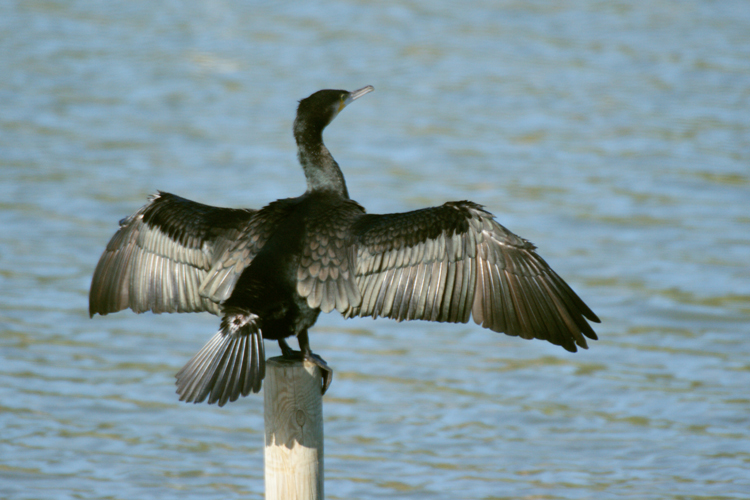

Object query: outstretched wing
[344,201,600,352]
[89,192,256,317]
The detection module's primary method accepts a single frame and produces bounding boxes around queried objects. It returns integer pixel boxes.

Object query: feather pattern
[343,201,599,352]
[198,198,299,303]
[89,192,256,317]
[175,310,265,406]
[295,199,364,314]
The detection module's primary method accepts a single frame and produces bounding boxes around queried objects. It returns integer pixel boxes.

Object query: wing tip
[585,309,601,324]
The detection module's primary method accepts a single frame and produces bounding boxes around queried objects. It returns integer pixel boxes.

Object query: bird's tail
[175,311,265,406]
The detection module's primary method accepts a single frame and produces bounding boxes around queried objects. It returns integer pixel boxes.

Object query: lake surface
[1,1,749,499]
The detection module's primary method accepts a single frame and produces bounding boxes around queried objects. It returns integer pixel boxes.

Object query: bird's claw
[304,352,333,394]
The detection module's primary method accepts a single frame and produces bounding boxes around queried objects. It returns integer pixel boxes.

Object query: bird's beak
[347,85,374,104]
[341,85,374,111]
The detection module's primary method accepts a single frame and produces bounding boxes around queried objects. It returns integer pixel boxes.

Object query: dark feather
[89,192,255,317]
[345,201,599,350]
[175,311,264,407]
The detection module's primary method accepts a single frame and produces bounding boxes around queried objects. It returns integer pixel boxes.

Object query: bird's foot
[279,344,333,394]
[279,339,301,359]
[304,352,333,395]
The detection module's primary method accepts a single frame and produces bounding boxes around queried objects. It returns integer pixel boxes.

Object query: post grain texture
[264,357,324,500]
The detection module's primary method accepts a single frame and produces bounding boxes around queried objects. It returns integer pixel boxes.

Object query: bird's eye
[337,95,347,112]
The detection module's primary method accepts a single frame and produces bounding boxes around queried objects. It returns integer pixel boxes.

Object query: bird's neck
[294,122,349,199]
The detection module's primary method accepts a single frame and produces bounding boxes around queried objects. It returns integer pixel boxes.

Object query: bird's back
[221,192,366,315]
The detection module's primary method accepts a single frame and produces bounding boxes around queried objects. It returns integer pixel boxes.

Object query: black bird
[89,86,600,406]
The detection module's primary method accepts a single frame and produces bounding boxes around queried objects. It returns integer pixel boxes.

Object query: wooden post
[264,357,324,500]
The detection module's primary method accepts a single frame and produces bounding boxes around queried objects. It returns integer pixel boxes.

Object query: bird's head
[294,85,374,137]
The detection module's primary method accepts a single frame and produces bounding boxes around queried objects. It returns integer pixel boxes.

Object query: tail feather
[248,328,265,393]
[176,312,264,406]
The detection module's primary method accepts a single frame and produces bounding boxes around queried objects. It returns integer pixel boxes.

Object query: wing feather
[89,192,257,317]
[345,201,599,352]
[447,260,464,322]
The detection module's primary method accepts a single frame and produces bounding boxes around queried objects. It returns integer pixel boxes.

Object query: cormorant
[89,85,600,406]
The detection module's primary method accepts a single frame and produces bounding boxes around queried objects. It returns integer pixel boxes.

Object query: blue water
[1,1,749,499]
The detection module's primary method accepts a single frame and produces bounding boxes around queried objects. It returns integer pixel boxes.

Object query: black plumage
[89,85,600,406]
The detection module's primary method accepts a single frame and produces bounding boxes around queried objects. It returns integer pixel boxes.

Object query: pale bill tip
[348,85,374,102]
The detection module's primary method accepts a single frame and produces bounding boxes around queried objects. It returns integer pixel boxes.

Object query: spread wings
[89,192,258,316]
[91,193,600,353]
[342,201,599,352]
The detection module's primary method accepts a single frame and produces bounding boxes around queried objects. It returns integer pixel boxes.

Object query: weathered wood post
[264,357,324,500]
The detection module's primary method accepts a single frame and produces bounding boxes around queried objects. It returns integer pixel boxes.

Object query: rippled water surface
[2,1,749,499]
